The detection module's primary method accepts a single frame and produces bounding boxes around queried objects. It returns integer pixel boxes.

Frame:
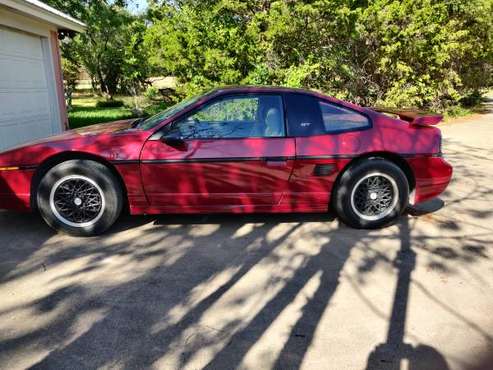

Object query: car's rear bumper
[407,156,453,204]
[0,168,34,212]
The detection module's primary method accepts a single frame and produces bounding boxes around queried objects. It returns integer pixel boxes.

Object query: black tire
[36,159,123,236]
[333,158,409,229]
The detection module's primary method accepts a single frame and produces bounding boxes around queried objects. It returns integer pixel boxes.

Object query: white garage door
[0,27,60,151]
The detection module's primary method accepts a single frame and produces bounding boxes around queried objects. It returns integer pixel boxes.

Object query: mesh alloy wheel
[350,172,399,221]
[49,175,106,228]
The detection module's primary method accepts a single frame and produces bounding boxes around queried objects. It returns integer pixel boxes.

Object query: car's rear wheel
[37,160,123,236]
[333,158,409,228]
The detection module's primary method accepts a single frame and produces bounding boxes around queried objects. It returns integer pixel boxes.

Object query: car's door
[282,93,372,210]
[140,93,296,211]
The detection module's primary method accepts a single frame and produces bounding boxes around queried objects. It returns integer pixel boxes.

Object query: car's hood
[0,119,147,167]
[33,119,138,144]
[73,119,138,135]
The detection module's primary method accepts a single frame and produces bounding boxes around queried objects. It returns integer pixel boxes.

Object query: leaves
[46,0,493,108]
[45,0,150,97]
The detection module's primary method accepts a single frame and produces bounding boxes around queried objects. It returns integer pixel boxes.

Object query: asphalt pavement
[0,105,492,370]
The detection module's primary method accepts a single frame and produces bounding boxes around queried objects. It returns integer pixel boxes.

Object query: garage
[0,0,85,151]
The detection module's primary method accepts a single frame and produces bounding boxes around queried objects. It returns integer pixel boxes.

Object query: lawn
[68,96,170,129]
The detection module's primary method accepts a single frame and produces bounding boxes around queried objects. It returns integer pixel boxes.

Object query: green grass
[68,97,136,129]
[69,106,136,129]
[68,96,172,129]
[444,105,473,119]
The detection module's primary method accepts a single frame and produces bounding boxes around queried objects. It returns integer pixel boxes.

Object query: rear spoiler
[372,107,443,127]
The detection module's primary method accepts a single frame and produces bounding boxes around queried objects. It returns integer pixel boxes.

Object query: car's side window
[165,94,285,139]
[319,101,370,132]
[285,93,371,136]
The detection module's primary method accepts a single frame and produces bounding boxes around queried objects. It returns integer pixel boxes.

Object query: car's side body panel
[0,163,150,213]
[140,137,296,211]
[281,157,352,212]
[0,168,34,211]
[0,87,453,216]
[112,162,148,212]
[0,120,150,212]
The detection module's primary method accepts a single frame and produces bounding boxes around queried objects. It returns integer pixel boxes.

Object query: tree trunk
[97,68,108,95]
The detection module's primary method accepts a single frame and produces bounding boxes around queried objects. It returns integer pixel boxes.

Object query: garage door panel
[0,28,43,60]
[0,27,59,150]
[0,90,51,125]
[0,55,48,90]
[11,121,49,146]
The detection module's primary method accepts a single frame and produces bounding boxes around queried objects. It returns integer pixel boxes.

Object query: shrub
[144,86,160,101]
[96,99,125,108]
[143,101,171,117]
[144,0,493,109]
[459,91,484,108]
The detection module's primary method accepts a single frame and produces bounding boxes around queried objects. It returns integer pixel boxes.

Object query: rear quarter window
[285,93,370,136]
[319,101,370,133]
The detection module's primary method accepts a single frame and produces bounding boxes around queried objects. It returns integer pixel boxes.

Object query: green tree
[61,58,79,109]
[144,0,493,109]
[44,0,151,97]
[144,0,263,96]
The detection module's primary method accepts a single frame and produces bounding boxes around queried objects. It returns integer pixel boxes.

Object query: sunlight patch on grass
[68,96,136,129]
[69,107,135,129]
[68,96,172,129]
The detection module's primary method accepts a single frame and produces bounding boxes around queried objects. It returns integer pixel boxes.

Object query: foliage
[142,101,171,116]
[354,0,493,108]
[45,0,493,110]
[61,58,80,110]
[459,90,484,108]
[144,0,493,109]
[44,0,151,97]
[144,1,258,96]
[144,86,160,101]
[444,105,472,118]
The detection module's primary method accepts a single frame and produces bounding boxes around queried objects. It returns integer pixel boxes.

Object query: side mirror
[162,136,186,149]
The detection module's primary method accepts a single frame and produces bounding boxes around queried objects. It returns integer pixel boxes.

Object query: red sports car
[0,86,452,236]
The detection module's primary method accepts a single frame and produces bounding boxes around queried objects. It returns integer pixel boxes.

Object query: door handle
[266,159,288,167]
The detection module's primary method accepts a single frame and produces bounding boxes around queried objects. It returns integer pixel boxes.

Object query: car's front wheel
[37,160,123,236]
[333,158,409,229]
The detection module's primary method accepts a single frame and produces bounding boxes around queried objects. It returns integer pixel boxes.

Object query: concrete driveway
[1,110,492,370]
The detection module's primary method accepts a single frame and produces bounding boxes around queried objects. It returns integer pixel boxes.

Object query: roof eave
[0,0,86,32]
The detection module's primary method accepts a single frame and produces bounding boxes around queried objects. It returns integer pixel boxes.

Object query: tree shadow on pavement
[365,216,449,370]
[2,131,493,370]
[0,212,339,369]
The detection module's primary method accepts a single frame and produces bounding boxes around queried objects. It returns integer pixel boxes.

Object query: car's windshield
[135,92,209,130]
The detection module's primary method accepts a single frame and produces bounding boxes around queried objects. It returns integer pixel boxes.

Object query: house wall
[49,30,68,130]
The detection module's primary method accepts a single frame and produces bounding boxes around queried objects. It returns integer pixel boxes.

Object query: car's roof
[211,85,323,96]
[209,85,370,114]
